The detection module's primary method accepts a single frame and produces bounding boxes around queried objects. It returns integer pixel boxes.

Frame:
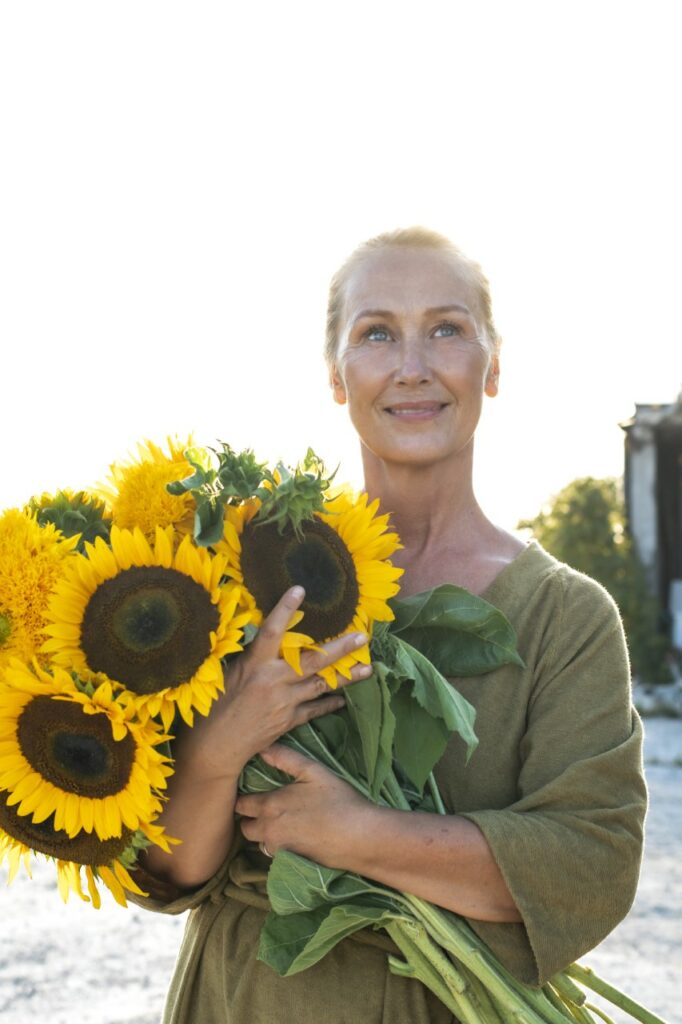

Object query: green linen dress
[132,541,647,1024]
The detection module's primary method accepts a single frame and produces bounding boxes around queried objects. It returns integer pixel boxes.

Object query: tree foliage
[518,476,671,683]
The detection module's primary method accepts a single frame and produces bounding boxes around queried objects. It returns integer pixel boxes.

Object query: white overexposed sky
[1,1,680,529]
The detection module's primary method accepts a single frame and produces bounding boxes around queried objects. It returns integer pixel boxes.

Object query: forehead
[341,246,481,325]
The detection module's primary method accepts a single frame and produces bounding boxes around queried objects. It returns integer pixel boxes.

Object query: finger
[298,629,369,677]
[235,792,267,818]
[349,662,374,682]
[260,742,317,777]
[295,663,372,702]
[252,587,306,660]
[290,692,347,728]
[239,817,261,843]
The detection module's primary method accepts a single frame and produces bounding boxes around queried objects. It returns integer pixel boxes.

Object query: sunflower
[0,509,78,670]
[97,437,196,542]
[0,791,174,908]
[218,490,403,686]
[0,660,173,841]
[43,526,252,729]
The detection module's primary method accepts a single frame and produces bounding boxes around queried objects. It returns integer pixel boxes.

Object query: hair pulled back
[325,226,500,367]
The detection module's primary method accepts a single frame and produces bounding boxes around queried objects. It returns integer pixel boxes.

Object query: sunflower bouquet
[0,438,667,1024]
[0,438,402,908]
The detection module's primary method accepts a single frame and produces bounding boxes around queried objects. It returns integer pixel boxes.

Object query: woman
[136,228,647,1024]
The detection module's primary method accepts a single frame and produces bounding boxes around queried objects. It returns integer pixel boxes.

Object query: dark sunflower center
[80,565,220,694]
[0,793,131,866]
[240,518,359,642]
[17,696,135,797]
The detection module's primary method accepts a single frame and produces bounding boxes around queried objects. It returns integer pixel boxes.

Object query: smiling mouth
[384,402,448,417]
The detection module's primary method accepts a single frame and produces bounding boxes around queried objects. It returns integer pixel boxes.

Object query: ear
[484,354,500,397]
[330,364,347,405]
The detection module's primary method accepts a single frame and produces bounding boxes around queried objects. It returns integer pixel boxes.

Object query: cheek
[337,350,388,402]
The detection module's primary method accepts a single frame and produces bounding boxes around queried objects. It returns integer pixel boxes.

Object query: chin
[363,440,463,469]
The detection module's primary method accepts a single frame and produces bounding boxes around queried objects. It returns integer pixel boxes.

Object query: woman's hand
[172,585,372,784]
[236,744,373,866]
[141,586,371,887]
[237,745,522,923]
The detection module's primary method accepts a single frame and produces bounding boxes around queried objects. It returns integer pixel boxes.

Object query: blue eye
[434,322,463,338]
[364,326,391,342]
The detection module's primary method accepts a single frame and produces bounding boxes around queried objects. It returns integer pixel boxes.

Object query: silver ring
[259,841,273,859]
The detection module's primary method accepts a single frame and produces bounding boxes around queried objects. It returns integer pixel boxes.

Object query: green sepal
[166,444,271,546]
[27,490,112,551]
[193,499,225,547]
[215,444,271,502]
[390,585,525,676]
[117,828,153,872]
[166,444,218,495]
[240,622,259,646]
[0,613,11,647]
[254,449,334,537]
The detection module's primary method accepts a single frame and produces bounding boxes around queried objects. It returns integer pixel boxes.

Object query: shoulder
[498,540,622,621]
[489,541,629,684]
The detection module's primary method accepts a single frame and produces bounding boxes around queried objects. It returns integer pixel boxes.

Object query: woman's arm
[141,587,372,888]
[236,744,521,923]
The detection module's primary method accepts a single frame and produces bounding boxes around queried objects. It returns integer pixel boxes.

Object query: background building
[622,397,682,649]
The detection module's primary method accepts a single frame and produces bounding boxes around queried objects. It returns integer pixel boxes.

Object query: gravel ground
[1,718,680,1024]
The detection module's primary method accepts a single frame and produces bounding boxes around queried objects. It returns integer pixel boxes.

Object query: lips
[384,401,448,417]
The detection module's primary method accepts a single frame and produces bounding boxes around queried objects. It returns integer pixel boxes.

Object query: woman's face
[331,246,499,470]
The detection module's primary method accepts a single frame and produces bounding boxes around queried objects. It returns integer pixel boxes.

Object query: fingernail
[290,586,305,600]
[353,633,369,647]
[357,665,372,677]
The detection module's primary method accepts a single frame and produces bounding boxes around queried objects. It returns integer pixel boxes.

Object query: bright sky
[1,1,680,530]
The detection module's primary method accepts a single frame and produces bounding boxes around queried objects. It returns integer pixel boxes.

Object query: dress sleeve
[459,568,648,986]
[126,832,246,916]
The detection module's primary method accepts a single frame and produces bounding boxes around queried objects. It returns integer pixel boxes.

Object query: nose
[394,337,432,386]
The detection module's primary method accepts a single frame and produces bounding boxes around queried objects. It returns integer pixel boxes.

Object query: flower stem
[564,965,670,1024]
[427,771,447,815]
[385,918,492,1024]
[404,894,577,1024]
[381,769,412,811]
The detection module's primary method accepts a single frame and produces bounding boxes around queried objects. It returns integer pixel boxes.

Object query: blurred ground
[1,718,679,1024]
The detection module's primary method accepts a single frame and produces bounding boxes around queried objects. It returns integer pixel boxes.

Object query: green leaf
[261,851,406,977]
[390,584,524,676]
[391,683,451,792]
[267,851,397,915]
[305,714,348,763]
[167,447,216,495]
[343,667,396,800]
[393,637,479,765]
[239,755,292,794]
[330,708,367,781]
[258,902,402,977]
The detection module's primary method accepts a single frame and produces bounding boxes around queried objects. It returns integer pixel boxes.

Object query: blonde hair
[325,226,500,366]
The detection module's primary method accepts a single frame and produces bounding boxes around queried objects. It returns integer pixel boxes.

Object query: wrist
[167,758,242,796]
[333,800,392,874]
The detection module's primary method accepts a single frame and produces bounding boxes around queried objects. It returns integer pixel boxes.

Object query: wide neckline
[394,540,540,605]
[479,539,540,602]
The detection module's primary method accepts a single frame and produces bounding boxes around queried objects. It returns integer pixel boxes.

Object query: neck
[360,441,491,557]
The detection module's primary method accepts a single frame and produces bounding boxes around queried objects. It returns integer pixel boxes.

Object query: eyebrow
[351,303,472,326]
